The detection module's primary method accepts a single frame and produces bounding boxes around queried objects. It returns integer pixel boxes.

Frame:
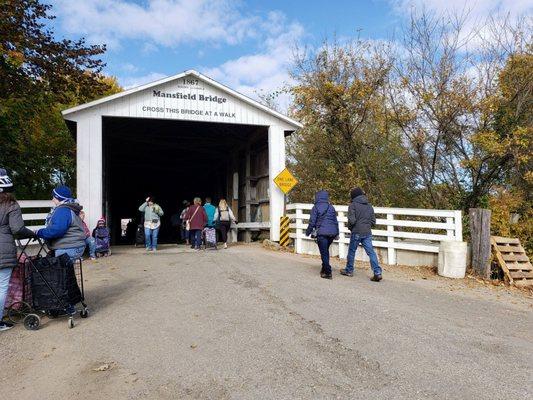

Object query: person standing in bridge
[214,199,237,249]
[185,197,207,250]
[0,168,36,331]
[305,190,339,280]
[139,196,164,252]
[340,187,383,282]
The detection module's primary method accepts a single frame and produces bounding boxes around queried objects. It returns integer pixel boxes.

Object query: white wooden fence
[286,203,462,265]
[19,200,53,232]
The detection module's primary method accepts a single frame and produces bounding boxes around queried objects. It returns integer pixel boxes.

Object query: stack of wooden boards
[491,236,533,288]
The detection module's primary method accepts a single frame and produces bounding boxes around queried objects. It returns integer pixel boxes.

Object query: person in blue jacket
[305,190,339,279]
[36,185,86,315]
[37,185,86,260]
[203,197,216,228]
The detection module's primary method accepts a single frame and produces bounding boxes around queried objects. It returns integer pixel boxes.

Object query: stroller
[93,219,111,257]
[203,227,217,250]
[6,238,89,330]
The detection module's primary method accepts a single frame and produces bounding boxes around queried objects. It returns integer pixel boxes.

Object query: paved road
[1,244,532,399]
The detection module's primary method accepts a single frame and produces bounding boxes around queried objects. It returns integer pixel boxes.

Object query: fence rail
[286,203,462,264]
[19,200,53,232]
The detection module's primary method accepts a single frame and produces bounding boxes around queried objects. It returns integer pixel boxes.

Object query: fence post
[295,206,303,254]
[337,211,346,259]
[454,210,463,242]
[387,213,396,265]
[469,208,492,278]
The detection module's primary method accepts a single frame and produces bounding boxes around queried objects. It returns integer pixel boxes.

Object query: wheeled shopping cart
[6,238,89,330]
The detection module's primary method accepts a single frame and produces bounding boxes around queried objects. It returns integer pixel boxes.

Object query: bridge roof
[62,69,302,129]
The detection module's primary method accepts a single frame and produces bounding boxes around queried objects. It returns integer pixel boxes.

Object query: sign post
[274,168,298,246]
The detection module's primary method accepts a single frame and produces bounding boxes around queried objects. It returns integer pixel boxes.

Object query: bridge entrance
[102,116,268,244]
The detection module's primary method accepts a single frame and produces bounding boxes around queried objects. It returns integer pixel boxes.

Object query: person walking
[179,200,191,245]
[203,197,216,228]
[0,168,35,331]
[185,197,207,250]
[305,190,339,279]
[214,199,237,249]
[139,196,164,252]
[340,187,383,281]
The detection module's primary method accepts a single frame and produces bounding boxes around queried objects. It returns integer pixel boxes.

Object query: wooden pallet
[491,236,533,287]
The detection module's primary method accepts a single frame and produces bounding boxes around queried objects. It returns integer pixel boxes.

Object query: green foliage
[0,0,122,198]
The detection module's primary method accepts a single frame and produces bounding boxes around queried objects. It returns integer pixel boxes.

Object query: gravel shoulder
[1,244,531,399]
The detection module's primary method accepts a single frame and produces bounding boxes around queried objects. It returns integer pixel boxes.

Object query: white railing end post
[386,213,396,265]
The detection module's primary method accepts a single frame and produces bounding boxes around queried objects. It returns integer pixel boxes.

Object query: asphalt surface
[1,244,532,399]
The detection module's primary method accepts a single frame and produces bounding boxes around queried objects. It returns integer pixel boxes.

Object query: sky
[48,0,531,106]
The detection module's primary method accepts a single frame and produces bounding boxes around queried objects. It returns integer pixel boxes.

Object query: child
[92,218,111,257]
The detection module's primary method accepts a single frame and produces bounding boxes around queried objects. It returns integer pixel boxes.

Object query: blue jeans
[0,267,14,320]
[144,227,159,250]
[85,237,96,258]
[317,235,334,275]
[345,233,382,276]
[56,245,86,262]
[190,229,202,249]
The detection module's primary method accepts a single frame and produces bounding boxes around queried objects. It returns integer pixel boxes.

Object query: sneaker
[370,274,382,282]
[320,272,332,280]
[0,321,14,331]
[340,269,354,277]
[66,305,77,316]
[223,243,228,249]
[90,257,97,261]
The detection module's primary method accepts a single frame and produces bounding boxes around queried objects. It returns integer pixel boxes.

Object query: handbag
[311,205,330,239]
[185,206,200,231]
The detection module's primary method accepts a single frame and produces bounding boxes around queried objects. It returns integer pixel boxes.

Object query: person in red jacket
[185,197,207,250]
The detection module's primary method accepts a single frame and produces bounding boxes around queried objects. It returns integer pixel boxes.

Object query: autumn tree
[288,39,416,205]
[0,0,121,198]
[388,11,531,210]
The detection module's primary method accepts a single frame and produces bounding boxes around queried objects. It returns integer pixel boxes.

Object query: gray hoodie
[347,195,376,235]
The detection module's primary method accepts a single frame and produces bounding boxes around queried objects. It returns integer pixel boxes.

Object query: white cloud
[52,0,262,49]
[120,63,139,73]
[391,0,531,18]
[120,72,167,89]
[202,15,305,112]
[390,0,532,51]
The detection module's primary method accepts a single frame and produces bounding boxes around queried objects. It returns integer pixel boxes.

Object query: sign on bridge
[274,168,298,194]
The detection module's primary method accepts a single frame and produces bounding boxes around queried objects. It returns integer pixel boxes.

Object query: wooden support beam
[469,208,492,278]
[244,144,252,243]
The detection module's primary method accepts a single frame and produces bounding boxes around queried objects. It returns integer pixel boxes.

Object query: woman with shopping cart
[0,168,35,332]
[36,185,86,315]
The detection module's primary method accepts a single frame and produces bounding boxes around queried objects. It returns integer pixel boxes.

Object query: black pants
[217,221,231,243]
[317,235,334,275]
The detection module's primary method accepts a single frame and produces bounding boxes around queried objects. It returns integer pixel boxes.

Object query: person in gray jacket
[36,185,86,260]
[0,168,35,331]
[340,187,383,281]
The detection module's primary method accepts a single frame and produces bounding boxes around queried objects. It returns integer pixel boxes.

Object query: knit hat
[0,168,14,193]
[52,185,73,201]
[350,187,364,199]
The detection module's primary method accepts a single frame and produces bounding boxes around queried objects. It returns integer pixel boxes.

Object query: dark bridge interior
[102,116,267,244]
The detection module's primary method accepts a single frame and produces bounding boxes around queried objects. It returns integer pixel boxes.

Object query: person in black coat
[340,187,383,281]
[305,190,339,279]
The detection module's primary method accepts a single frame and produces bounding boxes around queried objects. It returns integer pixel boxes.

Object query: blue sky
[48,0,531,103]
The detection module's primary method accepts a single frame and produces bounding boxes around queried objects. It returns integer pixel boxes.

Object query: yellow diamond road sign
[274,168,298,194]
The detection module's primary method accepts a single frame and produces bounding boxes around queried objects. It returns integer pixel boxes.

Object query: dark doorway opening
[102,116,267,244]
